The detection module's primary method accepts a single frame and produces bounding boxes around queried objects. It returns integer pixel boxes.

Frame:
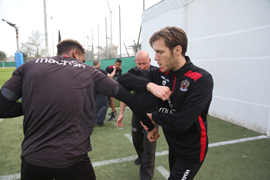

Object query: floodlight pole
[119,5,121,58]
[106,0,113,58]
[98,25,99,60]
[51,16,54,56]
[2,19,20,52]
[43,0,49,56]
[92,30,94,60]
[136,0,145,54]
[106,17,108,59]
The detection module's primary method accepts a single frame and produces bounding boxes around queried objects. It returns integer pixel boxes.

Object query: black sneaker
[134,158,142,165]
[96,123,104,126]
[108,111,117,116]
[107,114,115,122]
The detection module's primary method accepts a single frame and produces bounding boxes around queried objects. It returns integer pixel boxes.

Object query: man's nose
[154,53,159,61]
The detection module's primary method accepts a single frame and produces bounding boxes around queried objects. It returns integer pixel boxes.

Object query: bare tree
[21,42,34,57]
[96,44,118,60]
[21,30,46,60]
[0,50,7,61]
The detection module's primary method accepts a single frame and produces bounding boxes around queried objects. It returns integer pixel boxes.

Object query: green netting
[85,57,136,74]
[1,57,137,72]
[0,62,16,68]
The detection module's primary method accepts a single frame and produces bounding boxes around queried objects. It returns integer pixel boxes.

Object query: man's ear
[149,58,151,64]
[174,45,182,56]
[71,49,79,59]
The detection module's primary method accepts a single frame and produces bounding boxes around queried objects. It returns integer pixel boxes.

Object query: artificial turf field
[0,68,270,180]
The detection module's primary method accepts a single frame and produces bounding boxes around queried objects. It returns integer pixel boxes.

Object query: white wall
[141,0,270,136]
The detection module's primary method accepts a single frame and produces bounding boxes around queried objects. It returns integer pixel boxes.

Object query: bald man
[117,50,159,180]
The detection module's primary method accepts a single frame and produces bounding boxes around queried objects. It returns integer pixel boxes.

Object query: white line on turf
[0,173,20,180]
[0,135,268,180]
[92,155,138,167]
[124,134,133,143]
[209,135,268,147]
[91,135,268,167]
[156,166,170,179]
[0,119,3,123]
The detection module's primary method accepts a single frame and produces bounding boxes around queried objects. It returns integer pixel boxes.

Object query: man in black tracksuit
[117,27,213,180]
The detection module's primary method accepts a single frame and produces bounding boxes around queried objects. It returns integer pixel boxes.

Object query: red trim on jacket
[109,65,121,69]
[159,69,170,75]
[198,115,207,162]
[184,71,202,81]
[171,74,176,93]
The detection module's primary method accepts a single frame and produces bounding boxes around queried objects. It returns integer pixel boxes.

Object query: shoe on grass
[134,158,142,165]
[108,111,117,116]
[107,114,115,122]
[96,123,104,126]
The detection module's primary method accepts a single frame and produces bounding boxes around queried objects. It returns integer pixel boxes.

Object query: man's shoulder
[191,65,212,79]
[106,65,114,71]
[149,65,158,70]
[98,68,108,75]
[106,65,114,68]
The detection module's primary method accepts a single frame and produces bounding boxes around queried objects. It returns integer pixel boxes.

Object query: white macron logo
[35,58,86,69]
[181,169,190,180]
[131,127,137,132]
[158,107,176,115]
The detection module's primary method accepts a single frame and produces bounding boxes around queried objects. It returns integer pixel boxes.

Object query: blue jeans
[96,94,108,125]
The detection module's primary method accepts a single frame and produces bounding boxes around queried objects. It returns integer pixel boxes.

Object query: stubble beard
[163,53,177,72]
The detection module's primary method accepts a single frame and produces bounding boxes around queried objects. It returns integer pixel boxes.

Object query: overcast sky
[0,0,161,57]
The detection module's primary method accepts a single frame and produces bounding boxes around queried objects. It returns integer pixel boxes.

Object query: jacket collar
[171,56,193,76]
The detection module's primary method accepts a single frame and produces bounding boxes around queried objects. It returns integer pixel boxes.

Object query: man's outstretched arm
[118,70,171,101]
[112,85,159,142]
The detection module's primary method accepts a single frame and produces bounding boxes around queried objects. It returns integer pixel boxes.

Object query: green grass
[1,110,270,180]
[0,67,270,179]
[0,68,15,87]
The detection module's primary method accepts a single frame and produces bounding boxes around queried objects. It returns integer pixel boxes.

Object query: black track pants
[132,114,158,180]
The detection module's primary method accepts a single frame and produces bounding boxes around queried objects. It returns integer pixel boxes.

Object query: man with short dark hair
[118,27,214,180]
[106,59,122,121]
[0,39,160,180]
[93,60,116,126]
[117,50,159,180]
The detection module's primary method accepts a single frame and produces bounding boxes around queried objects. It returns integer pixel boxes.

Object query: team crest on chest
[180,79,190,91]
[162,80,167,86]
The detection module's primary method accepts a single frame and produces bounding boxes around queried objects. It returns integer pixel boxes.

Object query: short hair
[57,39,85,55]
[93,60,100,66]
[149,26,188,56]
[115,59,122,64]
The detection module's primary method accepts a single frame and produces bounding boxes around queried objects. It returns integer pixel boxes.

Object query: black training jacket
[117,56,214,163]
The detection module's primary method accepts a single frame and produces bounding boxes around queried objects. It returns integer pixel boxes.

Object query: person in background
[117,50,159,180]
[93,60,116,126]
[106,59,122,121]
